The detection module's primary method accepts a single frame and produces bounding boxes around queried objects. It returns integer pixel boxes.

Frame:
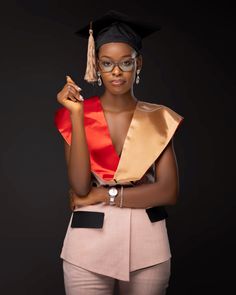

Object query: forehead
[98,42,135,58]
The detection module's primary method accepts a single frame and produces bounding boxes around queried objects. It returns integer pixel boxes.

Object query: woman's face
[96,42,142,95]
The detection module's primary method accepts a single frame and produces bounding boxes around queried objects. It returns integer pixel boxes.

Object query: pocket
[71,211,105,228]
[145,206,168,222]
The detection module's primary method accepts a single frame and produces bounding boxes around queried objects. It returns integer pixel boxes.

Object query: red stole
[54,96,120,181]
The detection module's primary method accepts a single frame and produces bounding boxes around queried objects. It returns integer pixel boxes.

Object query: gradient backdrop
[0,1,235,294]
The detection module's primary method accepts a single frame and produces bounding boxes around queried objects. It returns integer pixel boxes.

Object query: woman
[55,10,184,295]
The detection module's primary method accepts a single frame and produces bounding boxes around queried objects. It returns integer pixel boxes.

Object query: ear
[137,54,143,71]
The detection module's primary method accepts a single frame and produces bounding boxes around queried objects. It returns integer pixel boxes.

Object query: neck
[100,89,138,112]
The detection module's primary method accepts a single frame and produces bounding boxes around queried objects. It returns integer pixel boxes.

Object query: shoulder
[54,95,99,145]
[137,100,184,123]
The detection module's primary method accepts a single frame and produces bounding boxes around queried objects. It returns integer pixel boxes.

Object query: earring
[136,69,141,84]
[97,71,102,86]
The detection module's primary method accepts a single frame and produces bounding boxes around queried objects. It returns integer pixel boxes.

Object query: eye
[101,61,112,67]
[122,59,133,66]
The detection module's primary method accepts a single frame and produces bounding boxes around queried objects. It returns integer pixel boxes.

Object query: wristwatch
[108,187,119,205]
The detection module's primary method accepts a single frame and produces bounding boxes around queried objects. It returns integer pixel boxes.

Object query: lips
[111,79,125,86]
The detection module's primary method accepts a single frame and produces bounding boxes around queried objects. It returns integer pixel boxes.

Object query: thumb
[66,75,75,84]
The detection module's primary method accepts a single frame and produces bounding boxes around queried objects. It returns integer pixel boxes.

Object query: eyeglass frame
[97,56,138,73]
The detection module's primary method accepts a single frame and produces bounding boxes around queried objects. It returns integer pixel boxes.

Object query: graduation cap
[75,10,161,84]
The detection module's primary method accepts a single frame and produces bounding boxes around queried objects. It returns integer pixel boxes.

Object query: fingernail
[80,95,83,99]
[76,86,82,91]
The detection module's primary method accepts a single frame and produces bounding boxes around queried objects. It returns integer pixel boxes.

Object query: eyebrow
[99,54,133,58]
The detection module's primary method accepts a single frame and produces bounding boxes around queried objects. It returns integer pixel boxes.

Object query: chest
[103,110,134,156]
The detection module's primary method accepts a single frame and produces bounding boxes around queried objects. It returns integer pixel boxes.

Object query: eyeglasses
[97,57,137,73]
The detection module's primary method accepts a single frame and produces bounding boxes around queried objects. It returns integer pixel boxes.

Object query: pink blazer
[55,96,184,281]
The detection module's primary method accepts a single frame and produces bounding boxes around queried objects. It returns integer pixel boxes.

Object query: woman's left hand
[69,186,108,210]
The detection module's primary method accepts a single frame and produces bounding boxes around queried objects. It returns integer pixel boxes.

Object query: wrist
[70,109,84,121]
[106,186,122,207]
[102,186,120,205]
[98,187,109,204]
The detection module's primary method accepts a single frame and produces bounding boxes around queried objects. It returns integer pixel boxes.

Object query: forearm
[71,180,178,208]
[112,181,178,209]
[68,111,91,196]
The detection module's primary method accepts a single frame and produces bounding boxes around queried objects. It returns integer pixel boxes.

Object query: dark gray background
[0,1,235,294]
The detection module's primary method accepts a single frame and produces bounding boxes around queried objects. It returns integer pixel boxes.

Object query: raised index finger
[66,75,75,84]
[66,75,82,92]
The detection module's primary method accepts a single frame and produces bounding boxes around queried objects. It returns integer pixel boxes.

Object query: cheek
[122,70,137,83]
[126,71,136,84]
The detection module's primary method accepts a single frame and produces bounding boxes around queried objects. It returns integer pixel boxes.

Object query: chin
[107,85,130,95]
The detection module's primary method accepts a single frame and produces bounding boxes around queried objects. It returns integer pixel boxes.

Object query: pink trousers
[63,259,171,295]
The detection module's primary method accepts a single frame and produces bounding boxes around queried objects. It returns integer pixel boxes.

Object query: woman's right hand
[56,75,84,114]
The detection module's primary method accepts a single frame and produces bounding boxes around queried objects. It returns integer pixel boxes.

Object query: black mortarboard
[75,10,161,84]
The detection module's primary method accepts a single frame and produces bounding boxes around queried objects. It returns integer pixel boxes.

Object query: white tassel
[84,21,97,84]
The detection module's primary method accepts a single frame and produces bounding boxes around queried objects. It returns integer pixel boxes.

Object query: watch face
[109,187,118,197]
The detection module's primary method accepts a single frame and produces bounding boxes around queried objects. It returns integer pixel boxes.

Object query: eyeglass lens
[98,58,136,72]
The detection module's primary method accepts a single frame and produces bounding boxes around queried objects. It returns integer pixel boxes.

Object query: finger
[68,85,78,95]
[68,86,84,101]
[66,75,75,84]
[68,93,83,103]
[70,202,75,211]
[70,203,75,211]
[66,76,83,92]
[66,88,78,102]
[69,196,76,211]
[68,94,78,102]
[67,82,82,92]
[67,86,84,101]
[72,196,86,206]
[76,200,86,206]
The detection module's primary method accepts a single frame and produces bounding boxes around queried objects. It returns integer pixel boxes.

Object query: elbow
[166,179,180,205]
[71,184,92,197]
[168,195,178,205]
[69,175,92,197]
[75,190,90,197]
[166,188,179,206]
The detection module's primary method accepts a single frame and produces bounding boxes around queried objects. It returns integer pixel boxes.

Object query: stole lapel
[113,101,184,183]
[83,96,120,181]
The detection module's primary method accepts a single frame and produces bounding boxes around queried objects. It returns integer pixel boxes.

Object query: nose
[112,64,122,76]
